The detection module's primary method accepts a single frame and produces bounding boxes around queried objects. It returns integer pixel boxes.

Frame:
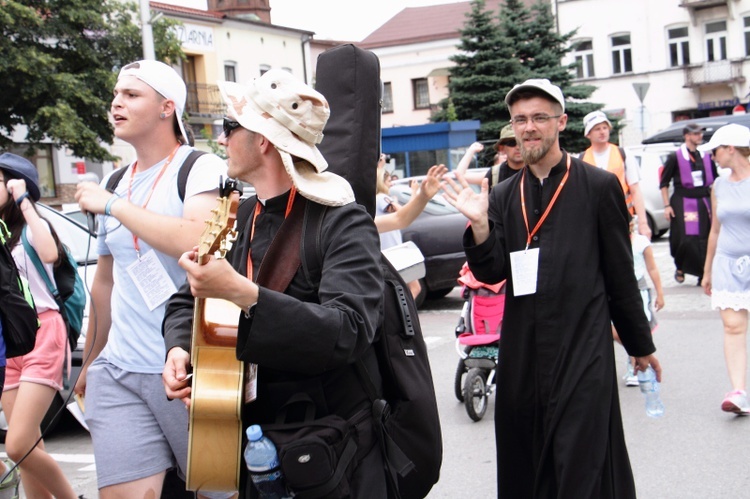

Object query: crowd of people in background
[0,60,748,498]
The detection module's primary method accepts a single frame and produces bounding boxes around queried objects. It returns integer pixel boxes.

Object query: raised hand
[418,164,449,199]
[442,171,491,244]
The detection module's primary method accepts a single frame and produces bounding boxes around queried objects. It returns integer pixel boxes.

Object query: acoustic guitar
[186,179,244,492]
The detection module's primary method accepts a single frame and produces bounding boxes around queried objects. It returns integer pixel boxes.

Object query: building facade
[359,0,750,147]
[555,0,749,145]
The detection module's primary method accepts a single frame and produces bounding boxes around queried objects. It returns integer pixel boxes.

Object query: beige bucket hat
[219,70,354,206]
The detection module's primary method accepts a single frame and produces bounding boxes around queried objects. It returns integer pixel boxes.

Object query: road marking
[1,451,95,464]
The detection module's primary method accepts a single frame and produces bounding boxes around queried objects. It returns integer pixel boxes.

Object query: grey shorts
[85,358,189,489]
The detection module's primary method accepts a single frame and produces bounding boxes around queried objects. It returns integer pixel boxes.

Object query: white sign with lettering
[174,23,215,52]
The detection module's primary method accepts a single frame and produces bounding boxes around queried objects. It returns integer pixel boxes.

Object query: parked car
[387,183,468,306]
[642,114,750,145]
[0,204,95,440]
[624,143,676,239]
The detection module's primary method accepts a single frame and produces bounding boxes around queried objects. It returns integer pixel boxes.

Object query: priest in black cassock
[444,79,662,499]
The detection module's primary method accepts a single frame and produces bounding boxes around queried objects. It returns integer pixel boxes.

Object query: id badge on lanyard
[513,155,571,297]
[510,248,540,296]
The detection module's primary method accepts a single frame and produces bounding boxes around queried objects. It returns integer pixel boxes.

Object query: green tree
[511,0,600,152]
[432,0,523,145]
[0,0,184,161]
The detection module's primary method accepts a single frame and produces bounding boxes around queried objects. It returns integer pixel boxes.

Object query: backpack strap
[300,201,326,288]
[619,146,626,162]
[104,150,206,202]
[21,226,59,299]
[491,164,500,187]
[177,150,207,201]
[104,165,128,193]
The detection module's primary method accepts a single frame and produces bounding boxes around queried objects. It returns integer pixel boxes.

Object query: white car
[624,143,677,239]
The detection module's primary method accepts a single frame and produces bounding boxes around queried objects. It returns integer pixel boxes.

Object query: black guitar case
[315,44,382,218]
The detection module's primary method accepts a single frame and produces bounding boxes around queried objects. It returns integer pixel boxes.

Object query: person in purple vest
[660,123,719,286]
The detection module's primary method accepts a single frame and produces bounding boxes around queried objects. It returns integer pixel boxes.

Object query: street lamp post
[140,0,155,60]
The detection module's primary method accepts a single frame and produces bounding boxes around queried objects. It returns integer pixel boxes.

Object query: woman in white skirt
[701,124,750,415]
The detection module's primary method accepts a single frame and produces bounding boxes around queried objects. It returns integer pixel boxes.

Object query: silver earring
[160,112,166,119]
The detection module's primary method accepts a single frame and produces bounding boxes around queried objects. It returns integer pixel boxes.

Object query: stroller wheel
[454,358,467,402]
[464,368,488,422]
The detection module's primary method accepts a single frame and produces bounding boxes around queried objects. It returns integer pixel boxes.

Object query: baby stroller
[454,263,505,421]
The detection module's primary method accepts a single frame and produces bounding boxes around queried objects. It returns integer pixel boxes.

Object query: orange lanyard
[246,187,297,279]
[128,144,181,257]
[520,154,571,250]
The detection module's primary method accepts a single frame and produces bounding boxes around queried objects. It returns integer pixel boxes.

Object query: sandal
[0,458,19,499]
[674,270,685,283]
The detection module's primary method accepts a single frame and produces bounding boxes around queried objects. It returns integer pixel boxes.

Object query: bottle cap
[246,424,263,441]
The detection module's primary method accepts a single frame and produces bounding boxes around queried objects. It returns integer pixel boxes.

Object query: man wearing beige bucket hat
[163,70,388,497]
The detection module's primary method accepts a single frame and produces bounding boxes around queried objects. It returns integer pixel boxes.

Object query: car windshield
[388,185,459,215]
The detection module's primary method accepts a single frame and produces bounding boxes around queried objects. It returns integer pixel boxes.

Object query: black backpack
[105,150,207,200]
[301,201,443,499]
[0,220,39,358]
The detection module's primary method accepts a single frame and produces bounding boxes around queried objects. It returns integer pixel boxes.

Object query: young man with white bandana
[162,70,388,498]
[74,60,231,499]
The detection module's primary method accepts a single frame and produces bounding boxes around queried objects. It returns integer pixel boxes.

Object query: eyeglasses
[499,140,518,148]
[510,115,561,126]
[222,118,242,138]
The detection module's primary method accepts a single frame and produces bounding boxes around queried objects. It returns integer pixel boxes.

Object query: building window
[705,20,727,61]
[259,64,270,76]
[412,78,430,110]
[224,62,237,82]
[383,82,393,113]
[668,26,690,67]
[611,34,632,74]
[573,39,595,79]
[745,16,750,56]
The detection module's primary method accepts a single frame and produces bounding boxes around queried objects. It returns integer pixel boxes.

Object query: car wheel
[646,214,667,240]
[414,279,427,308]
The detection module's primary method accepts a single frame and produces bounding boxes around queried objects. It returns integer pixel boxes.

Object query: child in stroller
[454,263,506,421]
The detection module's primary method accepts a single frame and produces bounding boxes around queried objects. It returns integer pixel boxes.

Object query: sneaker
[0,458,20,499]
[623,364,639,387]
[721,390,750,415]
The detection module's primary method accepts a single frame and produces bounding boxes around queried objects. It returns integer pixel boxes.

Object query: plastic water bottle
[637,367,665,418]
[244,425,289,498]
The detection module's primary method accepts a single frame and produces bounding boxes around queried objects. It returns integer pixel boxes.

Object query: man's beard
[519,132,557,165]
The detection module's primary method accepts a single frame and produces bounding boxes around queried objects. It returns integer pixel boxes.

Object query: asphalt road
[4,237,748,498]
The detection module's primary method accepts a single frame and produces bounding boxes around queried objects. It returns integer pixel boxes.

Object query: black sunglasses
[499,140,518,148]
[223,118,242,138]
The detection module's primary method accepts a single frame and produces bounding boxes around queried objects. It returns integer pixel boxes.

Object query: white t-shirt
[631,232,651,283]
[590,147,641,186]
[96,146,227,373]
[12,221,59,313]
